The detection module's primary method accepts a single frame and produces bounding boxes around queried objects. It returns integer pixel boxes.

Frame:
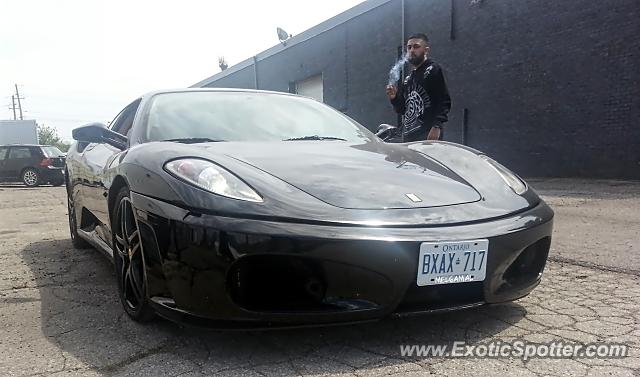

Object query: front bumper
[131,192,553,328]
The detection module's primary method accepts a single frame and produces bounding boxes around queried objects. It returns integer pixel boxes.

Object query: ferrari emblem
[406,193,422,202]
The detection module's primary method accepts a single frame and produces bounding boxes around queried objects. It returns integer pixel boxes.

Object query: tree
[37,123,70,152]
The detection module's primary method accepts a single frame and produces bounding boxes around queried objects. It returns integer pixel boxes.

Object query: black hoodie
[390,59,451,141]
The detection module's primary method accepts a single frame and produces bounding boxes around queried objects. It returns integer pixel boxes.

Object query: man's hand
[427,127,441,140]
[385,85,397,100]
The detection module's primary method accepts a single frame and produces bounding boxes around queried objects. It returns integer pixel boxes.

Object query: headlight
[164,158,263,202]
[478,155,527,195]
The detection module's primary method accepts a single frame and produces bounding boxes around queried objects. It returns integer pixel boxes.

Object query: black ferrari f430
[65,89,553,328]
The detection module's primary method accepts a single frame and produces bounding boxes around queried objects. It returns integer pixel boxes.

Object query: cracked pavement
[0,179,638,376]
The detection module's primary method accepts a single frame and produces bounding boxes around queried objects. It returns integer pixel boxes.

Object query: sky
[0,0,365,141]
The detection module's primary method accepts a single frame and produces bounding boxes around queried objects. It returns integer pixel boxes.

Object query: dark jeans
[391,127,444,143]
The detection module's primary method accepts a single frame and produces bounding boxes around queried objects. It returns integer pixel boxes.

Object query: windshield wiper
[283,135,347,141]
[163,137,225,144]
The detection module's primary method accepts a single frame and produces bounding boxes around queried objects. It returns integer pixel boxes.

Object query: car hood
[196,141,481,210]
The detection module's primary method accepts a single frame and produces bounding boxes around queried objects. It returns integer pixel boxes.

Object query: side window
[108,109,127,132]
[118,109,137,137]
[0,147,7,160]
[8,147,33,159]
[111,99,142,136]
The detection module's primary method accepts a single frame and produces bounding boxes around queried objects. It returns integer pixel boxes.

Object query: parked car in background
[0,144,65,187]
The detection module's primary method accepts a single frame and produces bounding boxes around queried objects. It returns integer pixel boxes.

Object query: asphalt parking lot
[0,179,638,377]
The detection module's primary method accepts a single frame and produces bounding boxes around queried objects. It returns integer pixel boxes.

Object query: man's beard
[408,54,425,66]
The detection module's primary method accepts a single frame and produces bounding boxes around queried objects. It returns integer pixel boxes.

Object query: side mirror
[375,124,398,141]
[72,123,127,150]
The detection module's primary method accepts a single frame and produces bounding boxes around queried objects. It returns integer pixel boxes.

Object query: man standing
[386,33,451,141]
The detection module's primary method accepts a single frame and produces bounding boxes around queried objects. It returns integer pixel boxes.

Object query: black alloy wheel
[112,187,154,322]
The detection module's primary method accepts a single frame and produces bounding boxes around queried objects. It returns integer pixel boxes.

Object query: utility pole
[10,95,17,120]
[14,84,24,120]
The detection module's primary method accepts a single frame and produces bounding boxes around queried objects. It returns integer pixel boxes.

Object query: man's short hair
[407,33,429,44]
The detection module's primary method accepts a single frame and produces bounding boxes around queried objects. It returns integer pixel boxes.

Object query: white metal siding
[295,75,323,102]
[0,120,38,144]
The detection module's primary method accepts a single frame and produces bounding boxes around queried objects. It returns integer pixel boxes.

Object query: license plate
[416,239,489,286]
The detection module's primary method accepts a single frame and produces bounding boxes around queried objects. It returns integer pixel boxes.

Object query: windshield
[41,146,64,157]
[145,91,375,143]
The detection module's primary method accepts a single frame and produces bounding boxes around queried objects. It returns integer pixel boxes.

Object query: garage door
[295,75,323,102]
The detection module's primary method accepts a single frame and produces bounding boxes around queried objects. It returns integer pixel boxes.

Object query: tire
[22,168,40,187]
[112,186,155,322]
[67,191,90,249]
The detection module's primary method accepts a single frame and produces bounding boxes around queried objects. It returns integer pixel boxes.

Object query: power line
[23,110,101,123]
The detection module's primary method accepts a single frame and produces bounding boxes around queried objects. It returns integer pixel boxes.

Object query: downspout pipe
[253,56,259,89]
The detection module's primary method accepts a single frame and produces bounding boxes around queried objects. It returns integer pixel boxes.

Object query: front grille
[395,281,484,313]
[227,255,388,313]
[499,237,550,293]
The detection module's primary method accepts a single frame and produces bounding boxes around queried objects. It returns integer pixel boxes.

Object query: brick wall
[201,0,639,179]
